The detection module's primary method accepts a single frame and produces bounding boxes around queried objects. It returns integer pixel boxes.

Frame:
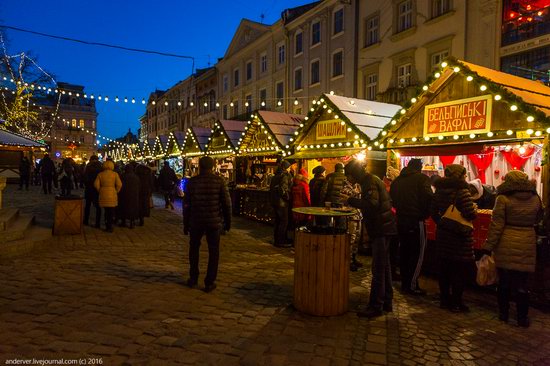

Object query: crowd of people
[269,158,544,326]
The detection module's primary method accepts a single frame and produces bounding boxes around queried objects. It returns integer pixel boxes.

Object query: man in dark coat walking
[135,163,154,226]
[119,164,141,228]
[344,159,396,319]
[159,161,178,209]
[183,156,231,293]
[269,161,293,248]
[390,158,433,295]
[83,155,103,228]
[39,153,55,194]
[19,156,31,190]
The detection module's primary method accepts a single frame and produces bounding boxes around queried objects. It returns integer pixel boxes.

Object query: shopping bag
[476,255,498,286]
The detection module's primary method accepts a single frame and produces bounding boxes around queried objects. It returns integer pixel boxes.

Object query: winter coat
[19,158,31,176]
[94,160,122,208]
[39,156,55,177]
[119,167,141,220]
[321,166,346,204]
[309,174,326,207]
[135,164,154,218]
[348,172,396,239]
[431,177,477,262]
[269,170,292,208]
[390,167,433,220]
[158,165,178,192]
[292,175,311,222]
[183,171,231,230]
[84,160,103,200]
[483,179,543,273]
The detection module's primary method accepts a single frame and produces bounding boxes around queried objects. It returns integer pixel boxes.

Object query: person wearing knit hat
[291,167,311,227]
[389,158,433,295]
[309,166,326,207]
[431,163,477,312]
[344,158,396,318]
[483,169,542,327]
[269,160,293,247]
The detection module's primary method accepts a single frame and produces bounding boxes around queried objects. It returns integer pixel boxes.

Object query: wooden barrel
[293,230,350,316]
[53,196,83,235]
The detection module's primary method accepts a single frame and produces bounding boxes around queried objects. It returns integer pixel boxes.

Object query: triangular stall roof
[0,129,46,150]
[205,120,247,158]
[287,93,401,159]
[153,135,167,158]
[182,127,211,158]
[237,110,303,156]
[165,132,185,157]
[378,58,550,153]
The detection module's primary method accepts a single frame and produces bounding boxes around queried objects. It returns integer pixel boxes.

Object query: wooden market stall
[234,110,303,223]
[286,93,402,179]
[163,132,185,174]
[375,58,550,296]
[181,126,211,177]
[0,128,46,183]
[204,119,247,182]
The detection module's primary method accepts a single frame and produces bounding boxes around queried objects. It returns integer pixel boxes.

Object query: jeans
[498,268,529,321]
[84,198,101,227]
[369,236,393,310]
[104,207,115,230]
[439,258,469,307]
[273,205,289,245]
[189,227,221,285]
[398,218,426,291]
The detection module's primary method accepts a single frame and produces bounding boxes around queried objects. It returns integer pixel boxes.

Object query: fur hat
[312,165,326,175]
[505,170,528,182]
[444,164,466,179]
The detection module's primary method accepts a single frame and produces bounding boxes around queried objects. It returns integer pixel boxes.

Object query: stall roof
[191,127,212,150]
[257,110,304,146]
[461,61,550,117]
[0,129,45,148]
[220,120,247,148]
[326,94,402,140]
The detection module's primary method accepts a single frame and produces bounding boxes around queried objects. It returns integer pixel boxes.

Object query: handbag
[442,201,473,229]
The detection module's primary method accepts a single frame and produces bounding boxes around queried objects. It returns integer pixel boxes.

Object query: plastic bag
[476,255,498,286]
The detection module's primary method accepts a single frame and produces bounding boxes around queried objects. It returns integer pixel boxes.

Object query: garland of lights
[204,121,240,156]
[236,113,285,155]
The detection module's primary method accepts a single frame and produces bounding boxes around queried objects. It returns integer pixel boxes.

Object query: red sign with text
[424,95,492,137]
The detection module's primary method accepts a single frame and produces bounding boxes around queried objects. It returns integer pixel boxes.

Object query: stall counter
[425,209,493,249]
[235,185,274,224]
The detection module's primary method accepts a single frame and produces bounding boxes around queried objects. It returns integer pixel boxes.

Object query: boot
[138,218,144,226]
[497,286,510,323]
[516,291,530,328]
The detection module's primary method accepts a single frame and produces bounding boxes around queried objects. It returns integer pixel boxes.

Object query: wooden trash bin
[53,196,84,235]
[293,230,350,316]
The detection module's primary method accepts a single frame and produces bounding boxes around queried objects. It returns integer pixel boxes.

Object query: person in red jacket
[291,168,311,227]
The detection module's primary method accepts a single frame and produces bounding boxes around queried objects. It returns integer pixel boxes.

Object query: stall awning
[0,129,45,148]
[287,148,363,159]
[393,143,487,156]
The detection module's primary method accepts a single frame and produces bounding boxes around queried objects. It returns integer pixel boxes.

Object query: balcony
[502,21,550,46]
[377,85,417,105]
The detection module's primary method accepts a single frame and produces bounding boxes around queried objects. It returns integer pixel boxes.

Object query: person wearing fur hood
[482,170,543,327]
[431,164,477,313]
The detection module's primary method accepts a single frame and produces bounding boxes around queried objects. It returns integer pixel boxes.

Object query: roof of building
[258,110,304,146]
[0,128,45,148]
[220,120,247,148]
[281,1,322,24]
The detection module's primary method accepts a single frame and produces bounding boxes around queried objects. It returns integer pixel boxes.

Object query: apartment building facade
[195,67,218,128]
[357,0,500,105]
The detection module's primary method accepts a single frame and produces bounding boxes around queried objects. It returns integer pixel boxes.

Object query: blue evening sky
[1,0,309,139]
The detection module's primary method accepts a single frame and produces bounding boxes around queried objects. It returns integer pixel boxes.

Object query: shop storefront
[181,126,211,177]
[204,120,246,182]
[235,110,303,223]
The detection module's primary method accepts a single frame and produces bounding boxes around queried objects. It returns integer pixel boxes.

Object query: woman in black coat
[135,163,154,226]
[119,164,141,228]
[431,164,477,313]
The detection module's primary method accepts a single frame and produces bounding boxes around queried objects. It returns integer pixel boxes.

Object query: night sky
[1,0,309,140]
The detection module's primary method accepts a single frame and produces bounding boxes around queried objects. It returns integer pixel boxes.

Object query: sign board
[211,136,226,148]
[424,95,492,137]
[316,119,347,140]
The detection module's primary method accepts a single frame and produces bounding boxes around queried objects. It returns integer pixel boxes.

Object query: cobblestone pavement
[1,185,550,365]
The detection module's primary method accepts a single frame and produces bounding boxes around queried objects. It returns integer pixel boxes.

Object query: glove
[183,226,189,235]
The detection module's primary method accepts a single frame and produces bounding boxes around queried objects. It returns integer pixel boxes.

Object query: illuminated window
[79,119,85,128]
[71,119,77,128]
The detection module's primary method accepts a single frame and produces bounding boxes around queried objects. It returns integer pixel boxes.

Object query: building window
[259,89,267,109]
[294,68,303,91]
[260,53,268,73]
[501,46,550,84]
[278,44,285,65]
[295,31,303,55]
[246,61,253,81]
[311,21,321,45]
[432,0,452,18]
[234,68,240,87]
[71,119,77,128]
[79,119,85,128]
[276,81,284,101]
[92,120,95,128]
[366,15,379,46]
[431,50,449,71]
[397,0,413,33]
[334,8,344,35]
[332,51,343,78]
[397,63,412,87]
[245,94,252,114]
[366,73,378,101]
[501,0,550,46]
[310,60,320,85]
[223,74,228,93]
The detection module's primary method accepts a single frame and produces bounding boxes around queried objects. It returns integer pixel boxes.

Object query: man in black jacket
[269,161,292,248]
[83,155,103,228]
[183,156,231,293]
[344,159,396,318]
[39,153,56,194]
[390,158,433,295]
